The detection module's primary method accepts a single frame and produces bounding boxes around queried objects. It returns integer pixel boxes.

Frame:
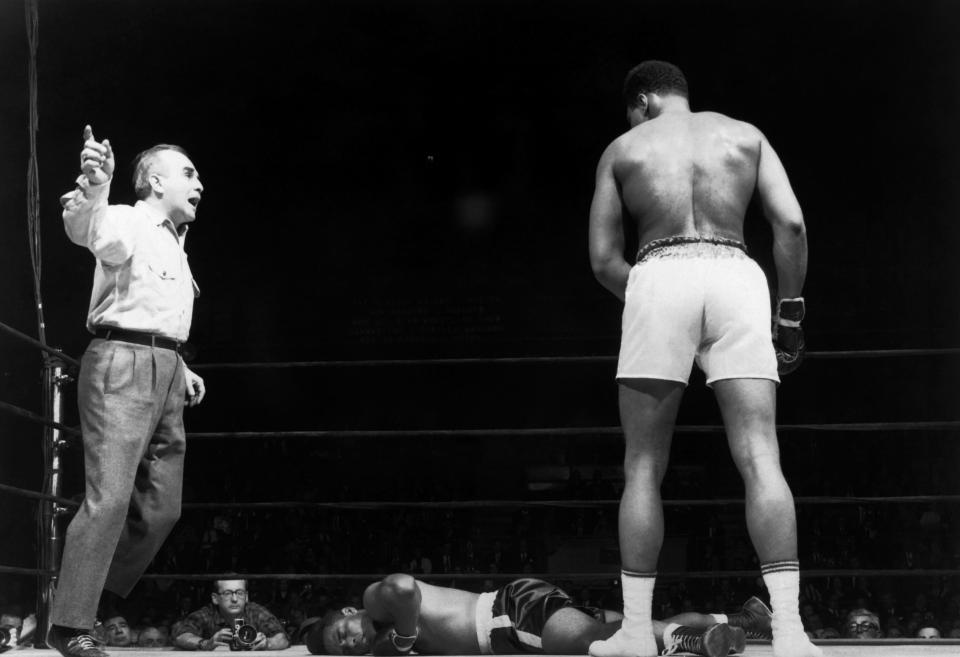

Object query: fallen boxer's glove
[388,629,418,653]
[774,297,805,375]
[371,628,419,656]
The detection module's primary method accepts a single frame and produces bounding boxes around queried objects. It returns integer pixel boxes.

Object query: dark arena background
[1,1,959,655]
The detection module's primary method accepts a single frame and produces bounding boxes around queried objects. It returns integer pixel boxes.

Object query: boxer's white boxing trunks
[617,236,779,386]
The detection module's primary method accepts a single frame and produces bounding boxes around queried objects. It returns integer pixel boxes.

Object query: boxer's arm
[589,142,631,301]
[260,631,289,651]
[756,134,807,299]
[364,574,421,654]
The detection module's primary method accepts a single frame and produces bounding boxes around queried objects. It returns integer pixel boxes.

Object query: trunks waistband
[474,590,497,655]
[635,236,748,264]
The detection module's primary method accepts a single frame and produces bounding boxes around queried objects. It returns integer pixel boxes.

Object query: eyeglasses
[217,590,247,599]
[847,621,879,633]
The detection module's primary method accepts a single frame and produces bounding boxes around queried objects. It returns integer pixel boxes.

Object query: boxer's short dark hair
[623,60,689,107]
[304,610,344,655]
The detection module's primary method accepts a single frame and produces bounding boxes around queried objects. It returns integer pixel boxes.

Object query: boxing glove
[774,297,805,375]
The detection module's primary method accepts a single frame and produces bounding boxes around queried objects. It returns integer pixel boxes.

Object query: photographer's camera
[230,619,257,651]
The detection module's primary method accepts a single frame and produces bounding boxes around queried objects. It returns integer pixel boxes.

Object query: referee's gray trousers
[51,338,186,629]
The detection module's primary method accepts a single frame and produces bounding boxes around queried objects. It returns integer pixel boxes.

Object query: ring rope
[0,400,82,437]
[0,482,77,506]
[0,564,53,576]
[805,347,960,359]
[175,494,960,510]
[186,421,960,441]
[0,320,79,368]
[4,480,954,510]
[2,565,951,581]
[133,568,960,582]
[9,419,955,447]
[0,320,952,375]
[0,413,950,444]
[188,347,960,371]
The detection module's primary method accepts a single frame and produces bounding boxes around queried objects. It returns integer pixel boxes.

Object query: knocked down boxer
[300,574,772,656]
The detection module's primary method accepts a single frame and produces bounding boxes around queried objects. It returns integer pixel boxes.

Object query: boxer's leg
[589,379,684,657]
[714,378,820,657]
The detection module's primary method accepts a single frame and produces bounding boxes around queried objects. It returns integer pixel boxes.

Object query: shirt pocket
[146,259,180,281]
[144,238,184,282]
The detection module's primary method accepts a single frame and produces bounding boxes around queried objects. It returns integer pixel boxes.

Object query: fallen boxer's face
[322,609,375,656]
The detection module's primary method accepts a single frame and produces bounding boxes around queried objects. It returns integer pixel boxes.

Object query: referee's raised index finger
[83,124,93,142]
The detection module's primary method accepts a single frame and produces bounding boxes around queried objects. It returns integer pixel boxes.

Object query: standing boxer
[588,61,817,657]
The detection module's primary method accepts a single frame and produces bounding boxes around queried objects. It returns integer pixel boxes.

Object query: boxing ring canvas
[14,644,960,656]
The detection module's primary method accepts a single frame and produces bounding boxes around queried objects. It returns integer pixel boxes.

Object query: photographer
[174,580,288,651]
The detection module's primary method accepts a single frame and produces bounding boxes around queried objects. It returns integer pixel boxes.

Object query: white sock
[589,570,658,657]
[711,613,728,624]
[761,561,805,637]
[620,569,656,638]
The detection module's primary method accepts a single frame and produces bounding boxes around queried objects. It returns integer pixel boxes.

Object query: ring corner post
[38,354,70,644]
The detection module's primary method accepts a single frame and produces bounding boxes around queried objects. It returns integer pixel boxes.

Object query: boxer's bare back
[590,102,802,301]
[614,111,764,245]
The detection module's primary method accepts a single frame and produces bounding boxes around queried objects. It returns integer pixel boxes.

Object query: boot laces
[662,631,697,656]
[69,635,100,653]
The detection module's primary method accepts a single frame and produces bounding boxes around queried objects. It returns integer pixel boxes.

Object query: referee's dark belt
[95,327,182,353]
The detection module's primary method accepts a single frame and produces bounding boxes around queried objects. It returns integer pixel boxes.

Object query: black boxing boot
[662,624,733,657]
[726,596,773,640]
